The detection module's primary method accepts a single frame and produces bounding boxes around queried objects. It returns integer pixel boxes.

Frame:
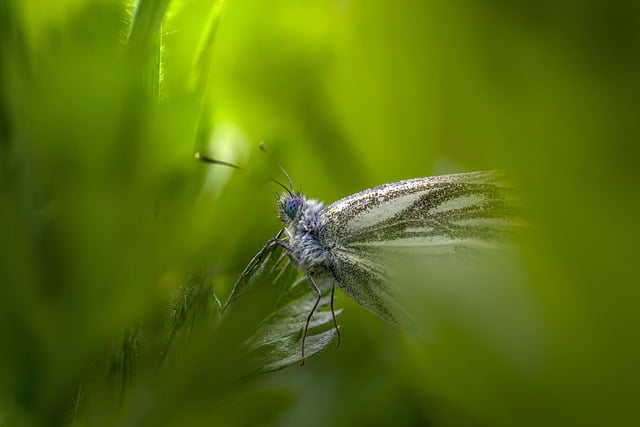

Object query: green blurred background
[1,0,639,426]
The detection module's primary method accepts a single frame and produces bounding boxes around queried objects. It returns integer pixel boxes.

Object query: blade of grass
[127,0,171,99]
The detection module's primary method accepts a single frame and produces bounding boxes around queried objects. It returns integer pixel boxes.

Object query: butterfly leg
[330,283,341,347]
[301,274,323,365]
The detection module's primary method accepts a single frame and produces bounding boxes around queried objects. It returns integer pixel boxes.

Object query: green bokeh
[1,0,639,426]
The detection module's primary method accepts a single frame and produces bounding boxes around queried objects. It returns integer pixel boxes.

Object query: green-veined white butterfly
[198,153,519,360]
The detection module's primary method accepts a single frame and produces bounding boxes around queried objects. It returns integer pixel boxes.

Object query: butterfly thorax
[278,193,332,272]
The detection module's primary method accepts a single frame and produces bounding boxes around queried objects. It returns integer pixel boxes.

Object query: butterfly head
[278,193,303,224]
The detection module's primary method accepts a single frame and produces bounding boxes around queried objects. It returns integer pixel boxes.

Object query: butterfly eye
[283,198,301,219]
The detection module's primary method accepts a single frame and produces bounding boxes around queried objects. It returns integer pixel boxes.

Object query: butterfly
[197,153,519,360]
[253,170,518,360]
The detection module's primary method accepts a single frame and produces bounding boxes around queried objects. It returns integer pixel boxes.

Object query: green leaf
[224,245,341,372]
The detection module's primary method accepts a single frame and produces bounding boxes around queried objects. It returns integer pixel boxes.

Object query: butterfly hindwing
[319,171,520,327]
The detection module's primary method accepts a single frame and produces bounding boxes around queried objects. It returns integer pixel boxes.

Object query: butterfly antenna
[278,165,295,193]
[270,177,292,195]
[194,152,242,170]
[259,142,295,194]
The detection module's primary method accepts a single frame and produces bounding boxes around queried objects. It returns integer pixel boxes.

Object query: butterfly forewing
[324,171,518,251]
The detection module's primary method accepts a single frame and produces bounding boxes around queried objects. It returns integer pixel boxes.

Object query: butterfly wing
[320,171,521,328]
[324,244,417,329]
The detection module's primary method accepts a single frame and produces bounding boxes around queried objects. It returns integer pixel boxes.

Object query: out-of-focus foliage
[1,0,639,426]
